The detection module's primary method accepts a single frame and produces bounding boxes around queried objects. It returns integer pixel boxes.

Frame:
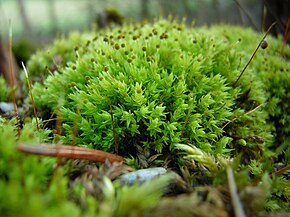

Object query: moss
[0,76,12,102]
[30,19,281,164]
[0,117,171,217]
[205,25,290,163]
[0,118,66,217]
[23,32,94,85]
[1,19,289,215]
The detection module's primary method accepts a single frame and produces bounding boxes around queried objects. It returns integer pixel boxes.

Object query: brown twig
[54,111,63,143]
[71,108,80,146]
[8,21,21,136]
[282,17,290,50]
[109,102,119,155]
[271,165,290,177]
[180,107,191,140]
[17,143,124,163]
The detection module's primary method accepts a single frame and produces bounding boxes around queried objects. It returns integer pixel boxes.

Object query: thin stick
[233,22,276,86]
[282,18,290,50]
[233,0,259,31]
[8,21,21,136]
[22,62,39,130]
[71,108,80,146]
[17,143,124,163]
[109,102,119,155]
[54,111,62,143]
[222,103,264,129]
[227,163,247,217]
[271,165,290,177]
[180,107,191,140]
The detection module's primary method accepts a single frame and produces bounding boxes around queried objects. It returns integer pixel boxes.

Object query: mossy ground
[0,19,289,216]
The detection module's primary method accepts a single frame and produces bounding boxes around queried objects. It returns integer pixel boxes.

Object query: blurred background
[1,0,289,43]
[0,0,288,74]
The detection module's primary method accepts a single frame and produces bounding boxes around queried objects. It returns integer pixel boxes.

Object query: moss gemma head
[30,19,289,165]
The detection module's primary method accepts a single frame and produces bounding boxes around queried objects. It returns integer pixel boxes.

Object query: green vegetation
[0,76,11,101]
[0,19,289,216]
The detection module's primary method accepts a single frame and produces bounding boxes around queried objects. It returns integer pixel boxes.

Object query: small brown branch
[282,17,290,50]
[71,108,80,146]
[17,144,124,163]
[8,22,21,137]
[271,165,290,177]
[180,107,191,140]
[109,102,119,155]
[54,111,63,143]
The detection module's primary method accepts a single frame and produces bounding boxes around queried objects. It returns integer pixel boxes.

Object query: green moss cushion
[29,19,289,163]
